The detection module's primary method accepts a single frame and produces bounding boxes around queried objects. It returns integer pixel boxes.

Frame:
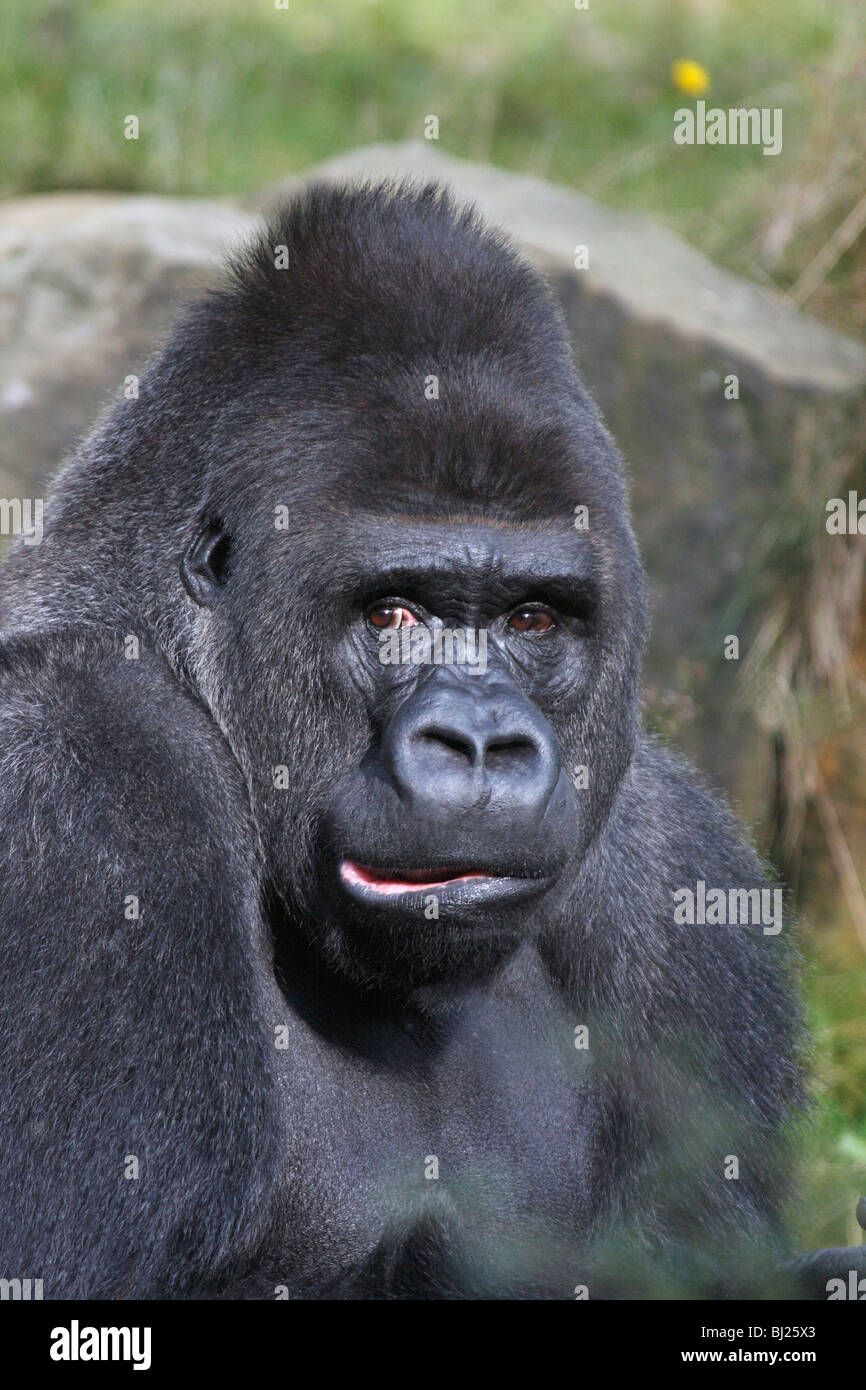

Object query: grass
[2,0,865,331]
[799,925,866,1247]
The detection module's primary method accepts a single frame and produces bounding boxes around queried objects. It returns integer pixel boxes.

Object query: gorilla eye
[507,608,556,633]
[367,604,419,631]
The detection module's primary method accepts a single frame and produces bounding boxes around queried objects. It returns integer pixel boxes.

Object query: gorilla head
[2,183,647,997]
[157,185,646,992]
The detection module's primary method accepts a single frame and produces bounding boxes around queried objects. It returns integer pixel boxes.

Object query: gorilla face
[185,404,640,994]
[317,517,587,983]
[170,185,648,993]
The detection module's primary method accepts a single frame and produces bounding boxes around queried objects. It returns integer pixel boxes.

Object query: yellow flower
[671,59,710,98]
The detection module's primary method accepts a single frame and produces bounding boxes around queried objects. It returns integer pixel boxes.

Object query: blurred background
[1,0,864,1250]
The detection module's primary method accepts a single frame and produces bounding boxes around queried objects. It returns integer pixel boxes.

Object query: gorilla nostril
[417,727,478,765]
[414,725,540,774]
[484,734,538,767]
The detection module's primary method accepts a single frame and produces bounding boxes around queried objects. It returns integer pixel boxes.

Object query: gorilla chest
[272,1001,604,1296]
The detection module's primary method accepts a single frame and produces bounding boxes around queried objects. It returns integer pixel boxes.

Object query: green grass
[797,925,866,1247]
[2,0,865,328]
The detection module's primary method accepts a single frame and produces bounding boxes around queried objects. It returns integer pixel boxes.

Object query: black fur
[0,183,807,1298]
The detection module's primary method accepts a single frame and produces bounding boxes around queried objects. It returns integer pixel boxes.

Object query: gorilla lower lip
[340,861,490,895]
[338,859,548,912]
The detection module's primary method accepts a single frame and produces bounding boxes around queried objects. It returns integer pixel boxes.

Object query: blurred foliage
[1,0,865,332]
[798,926,866,1248]
[1,0,864,1246]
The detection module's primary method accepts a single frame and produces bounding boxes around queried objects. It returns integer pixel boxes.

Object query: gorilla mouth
[341,861,491,895]
[338,860,546,910]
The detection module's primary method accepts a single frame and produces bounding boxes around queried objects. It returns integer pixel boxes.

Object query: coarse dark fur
[0,182,818,1298]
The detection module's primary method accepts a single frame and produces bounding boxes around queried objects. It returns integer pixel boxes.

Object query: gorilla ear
[180,521,231,606]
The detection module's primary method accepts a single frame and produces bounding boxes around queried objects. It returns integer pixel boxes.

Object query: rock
[263,143,866,393]
[0,194,257,500]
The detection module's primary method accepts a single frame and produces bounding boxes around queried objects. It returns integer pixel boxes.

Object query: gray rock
[266,142,866,393]
[0,193,257,500]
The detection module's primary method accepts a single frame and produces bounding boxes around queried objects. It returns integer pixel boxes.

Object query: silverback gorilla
[0,183,858,1299]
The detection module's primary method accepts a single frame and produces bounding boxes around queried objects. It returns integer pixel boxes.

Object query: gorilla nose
[385,679,561,825]
[417,723,535,772]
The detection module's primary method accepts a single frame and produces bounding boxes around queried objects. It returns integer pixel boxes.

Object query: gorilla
[0,182,861,1300]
